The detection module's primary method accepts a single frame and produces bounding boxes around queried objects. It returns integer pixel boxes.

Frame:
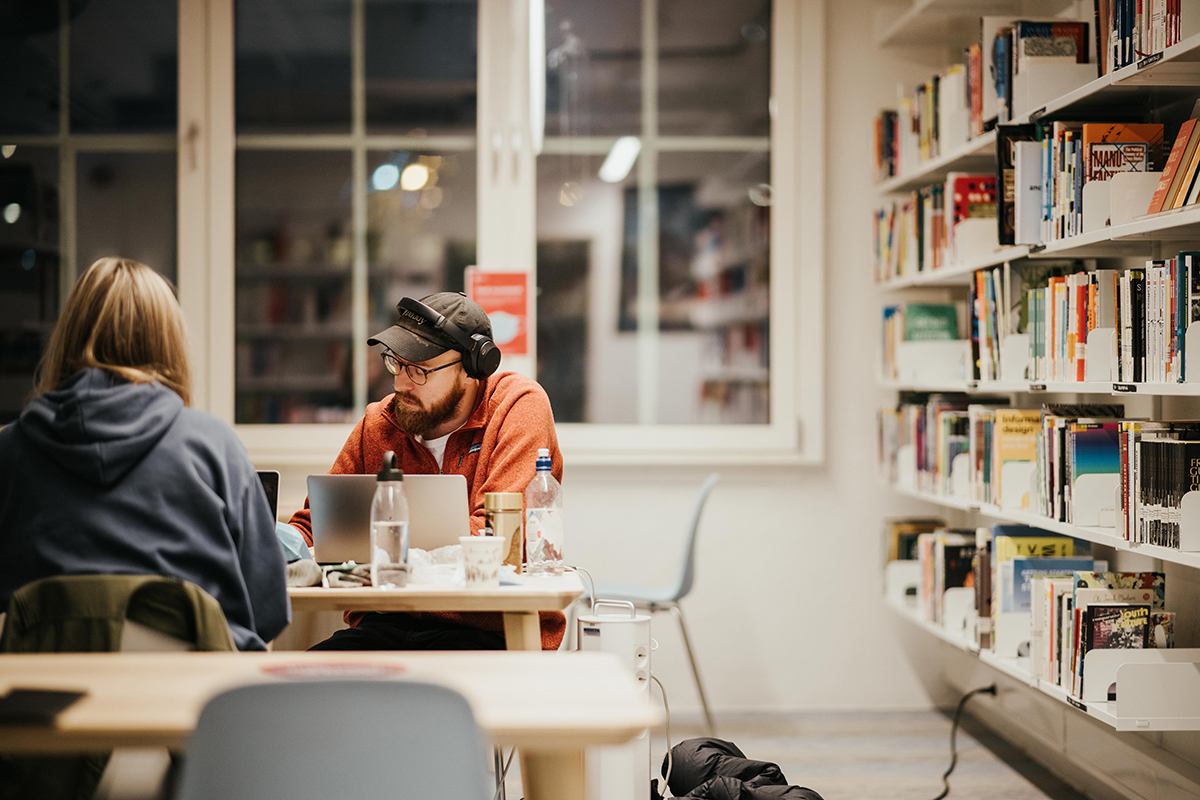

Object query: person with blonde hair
[0,257,289,650]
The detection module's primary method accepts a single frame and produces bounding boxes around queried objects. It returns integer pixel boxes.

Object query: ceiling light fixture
[599,137,641,183]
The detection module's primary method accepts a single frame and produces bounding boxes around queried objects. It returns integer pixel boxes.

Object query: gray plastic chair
[175,680,492,800]
[589,472,720,733]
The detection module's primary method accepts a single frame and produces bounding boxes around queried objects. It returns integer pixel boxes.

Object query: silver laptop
[307,473,470,564]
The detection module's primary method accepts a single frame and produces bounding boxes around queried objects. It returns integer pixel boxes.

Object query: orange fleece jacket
[289,371,565,650]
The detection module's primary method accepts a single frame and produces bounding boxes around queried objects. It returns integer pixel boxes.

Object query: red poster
[465,268,529,356]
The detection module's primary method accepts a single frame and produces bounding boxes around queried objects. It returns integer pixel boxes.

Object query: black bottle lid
[377,451,404,482]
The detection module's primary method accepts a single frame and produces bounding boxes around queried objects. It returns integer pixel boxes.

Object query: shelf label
[1028,243,1046,253]
[1067,696,1087,711]
[1137,53,1164,70]
[1029,382,1047,391]
[1113,383,1137,393]
[966,380,979,389]
[1029,106,1047,121]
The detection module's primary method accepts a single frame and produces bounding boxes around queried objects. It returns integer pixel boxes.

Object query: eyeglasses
[381,352,462,385]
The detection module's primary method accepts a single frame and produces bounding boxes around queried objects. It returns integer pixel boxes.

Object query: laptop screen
[256,470,280,519]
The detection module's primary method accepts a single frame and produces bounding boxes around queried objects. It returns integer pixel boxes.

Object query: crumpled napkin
[286,559,322,587]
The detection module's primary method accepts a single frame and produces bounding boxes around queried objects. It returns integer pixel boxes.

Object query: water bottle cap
[377,451,405,482]
[537,448,550,457]
[535,448,552,471]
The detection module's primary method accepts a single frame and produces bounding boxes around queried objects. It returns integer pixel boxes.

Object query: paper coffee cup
[460,535,504,588]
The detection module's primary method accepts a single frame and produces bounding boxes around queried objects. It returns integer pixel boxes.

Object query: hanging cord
[492,747,516,800]
[651,674,673,795]
[932,685,997,800]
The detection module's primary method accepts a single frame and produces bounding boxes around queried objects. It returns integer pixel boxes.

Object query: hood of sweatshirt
[19,368,183,488]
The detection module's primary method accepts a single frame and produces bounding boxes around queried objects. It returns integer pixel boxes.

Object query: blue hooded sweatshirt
[0,369,290,650]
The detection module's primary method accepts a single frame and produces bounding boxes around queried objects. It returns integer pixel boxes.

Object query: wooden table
[0,650,660,800]
[287,572,584,651]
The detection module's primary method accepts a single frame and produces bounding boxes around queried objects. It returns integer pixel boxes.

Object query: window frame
[182,0,825,466]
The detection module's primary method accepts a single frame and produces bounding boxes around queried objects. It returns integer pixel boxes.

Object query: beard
[390,373,468,436]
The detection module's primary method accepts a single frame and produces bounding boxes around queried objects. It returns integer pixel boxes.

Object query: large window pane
[0,13,59,133]
[0,148,59,423]
[235,150,354,424]
[77,152,177,283]
[657,150,769,423]
[367,148,477,401]
[236,0,352,134]
[365,1,478,135]
[70,0,178,132]
[536,153,629,423]
[657,0,770,137]
[544,0,641,137]
[536,153,771,425]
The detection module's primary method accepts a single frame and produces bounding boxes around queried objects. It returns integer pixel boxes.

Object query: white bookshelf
[877,131,997,195]
[873,1,1200,791]
[877,377,1200,395]
[878,245,1029,289]
[887,597,1200,731]
[887,483,1200,570]
[873,0,1036,48]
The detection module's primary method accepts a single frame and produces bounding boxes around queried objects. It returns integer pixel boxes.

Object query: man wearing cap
[283,292,565,651]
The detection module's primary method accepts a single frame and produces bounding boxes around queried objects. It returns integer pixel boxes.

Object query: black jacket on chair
[662,738,825,800]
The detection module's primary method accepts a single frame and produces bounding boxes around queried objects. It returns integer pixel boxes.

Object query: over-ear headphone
[398,297,502,380]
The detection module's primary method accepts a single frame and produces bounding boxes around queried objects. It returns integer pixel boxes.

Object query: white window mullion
[351,0,369,413]
[178,0,236,420]
[58,0,74,307]
[476,0,536,378]
[635,0,659,424]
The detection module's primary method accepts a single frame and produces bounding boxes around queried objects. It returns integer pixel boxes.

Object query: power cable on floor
[932,684,997,800]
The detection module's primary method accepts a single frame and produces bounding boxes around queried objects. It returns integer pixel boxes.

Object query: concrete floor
[504,710,1092,800]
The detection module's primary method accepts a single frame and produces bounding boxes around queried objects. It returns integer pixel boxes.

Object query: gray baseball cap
[367,292,493,363]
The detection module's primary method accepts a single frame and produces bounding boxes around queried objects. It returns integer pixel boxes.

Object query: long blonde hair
[33,257,192,405]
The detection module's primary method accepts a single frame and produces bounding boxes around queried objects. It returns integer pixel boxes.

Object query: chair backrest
[174,680,493,800]
[666,473,720,603]
[0,574,234,654]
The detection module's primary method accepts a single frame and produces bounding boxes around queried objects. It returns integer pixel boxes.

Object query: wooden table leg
[520,748,585,800]
[503,611,542,651]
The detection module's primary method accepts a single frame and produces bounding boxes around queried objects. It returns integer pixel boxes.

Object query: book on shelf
[874,174,995,281]
[884,517,946,563]
[974,527,993,649]
[1017,255,1199,385]
[875,109,899,183]
[880,303,964,380]
[1103,0,1182,73]
[994,409,1040,509]
[992,526,1085,657]
[1078,603,1150,696]
[918,530,976,624]
[1038,404,1125,523]
[999,556,1097,614]
[997,124,1037,246]
[1149,119,1200,214]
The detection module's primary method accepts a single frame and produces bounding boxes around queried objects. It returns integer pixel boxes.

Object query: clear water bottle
[524,448,563,576]
[370,451,409,588]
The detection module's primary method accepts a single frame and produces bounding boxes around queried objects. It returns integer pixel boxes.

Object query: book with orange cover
[1171,136,1200,209]
[1148,119,1199,214]
[1081,123,1162,185]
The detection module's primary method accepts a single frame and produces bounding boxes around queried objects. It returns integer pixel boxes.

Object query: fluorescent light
[599,137,641,183]
[3,203,19,224]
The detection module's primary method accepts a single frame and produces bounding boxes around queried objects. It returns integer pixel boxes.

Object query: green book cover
[904,303,958,341]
